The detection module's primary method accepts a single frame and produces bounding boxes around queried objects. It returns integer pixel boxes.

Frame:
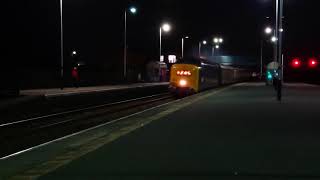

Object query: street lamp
[129,7,137,14]
[212,36,223,57]
[271,36,278,43]
[162,24,171,32]
[265,27,273,34]
[159,23,171,61]
[275,0,284,101]
[199,40,207,58]
[124,6,138,80]
[214,38,219,44]
[59,0,64,89]
[260,26,274,79]
[181,36,190,59]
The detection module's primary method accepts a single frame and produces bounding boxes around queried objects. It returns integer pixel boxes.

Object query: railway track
[0,93,175,159]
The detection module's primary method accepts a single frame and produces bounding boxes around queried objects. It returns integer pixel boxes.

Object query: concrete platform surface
[21,82,169,98]
[3,83,320,180]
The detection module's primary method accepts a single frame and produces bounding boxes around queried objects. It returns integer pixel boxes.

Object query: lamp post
[181,36,189,59]
[211,46,215,57]
[60,0,64,89]
[159,23,171,62]
[274,0,284,101]
[124,6,137,80]
[212,37,223,57]
[278,0,284,67]
[260,27,273,79]
[199,40,207,58]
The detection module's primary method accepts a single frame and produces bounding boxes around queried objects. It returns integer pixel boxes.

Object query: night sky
[3,0,320,87]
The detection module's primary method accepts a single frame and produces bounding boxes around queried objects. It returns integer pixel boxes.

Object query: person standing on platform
[71,66,79,88]
[71,50,80,88]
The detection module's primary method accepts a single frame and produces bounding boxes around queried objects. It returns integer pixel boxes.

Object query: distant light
[309,58,318,68]
[271,36,278,42]
[72,51,77,55]
[265,27,273,34]
[214,38,219,43]
[202,40,207,45]
[185,36,189,39]
[219,38,223,43]
[279,28,284,32]
[215,45,220,49]
[267,71,273,80]
[162,23,171,32]
[129,7,137,14]
[292,58,301,68]
[179,79,187,86]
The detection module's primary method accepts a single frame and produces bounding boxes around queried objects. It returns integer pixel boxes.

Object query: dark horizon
[3,0,320,88]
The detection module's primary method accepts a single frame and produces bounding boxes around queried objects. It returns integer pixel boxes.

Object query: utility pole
[260,40,263,80]
[60,0,64,89]
[181,38,184,58]
[274,0,279,64]
[279,0,284,65]
[124,10,127,80]
[275,0,284,101]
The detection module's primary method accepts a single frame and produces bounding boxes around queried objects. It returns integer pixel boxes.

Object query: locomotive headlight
[179,79,187,87]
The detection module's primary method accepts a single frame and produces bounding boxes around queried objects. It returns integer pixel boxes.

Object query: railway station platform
[0,82,169,125]
[20,82,169,98]
[1,82,169,107]
[0,83,320,180]
[3,82,320,179]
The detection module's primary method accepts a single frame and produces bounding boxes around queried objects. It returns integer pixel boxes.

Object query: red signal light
[291,58,301,68]
[308,58,318,68]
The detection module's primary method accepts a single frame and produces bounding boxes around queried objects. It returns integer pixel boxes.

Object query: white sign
[168,55,177,63]
[160,55,164,62]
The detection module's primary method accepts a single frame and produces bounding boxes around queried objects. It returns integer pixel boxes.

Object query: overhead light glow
[265,27,273,34]
[292,58,301,68]
[162,23,171,32]
[129,7,137,14]
[309,58,318,68]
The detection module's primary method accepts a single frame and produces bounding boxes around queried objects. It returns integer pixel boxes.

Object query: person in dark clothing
[70,50,80,88]
[71,66,80,88]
